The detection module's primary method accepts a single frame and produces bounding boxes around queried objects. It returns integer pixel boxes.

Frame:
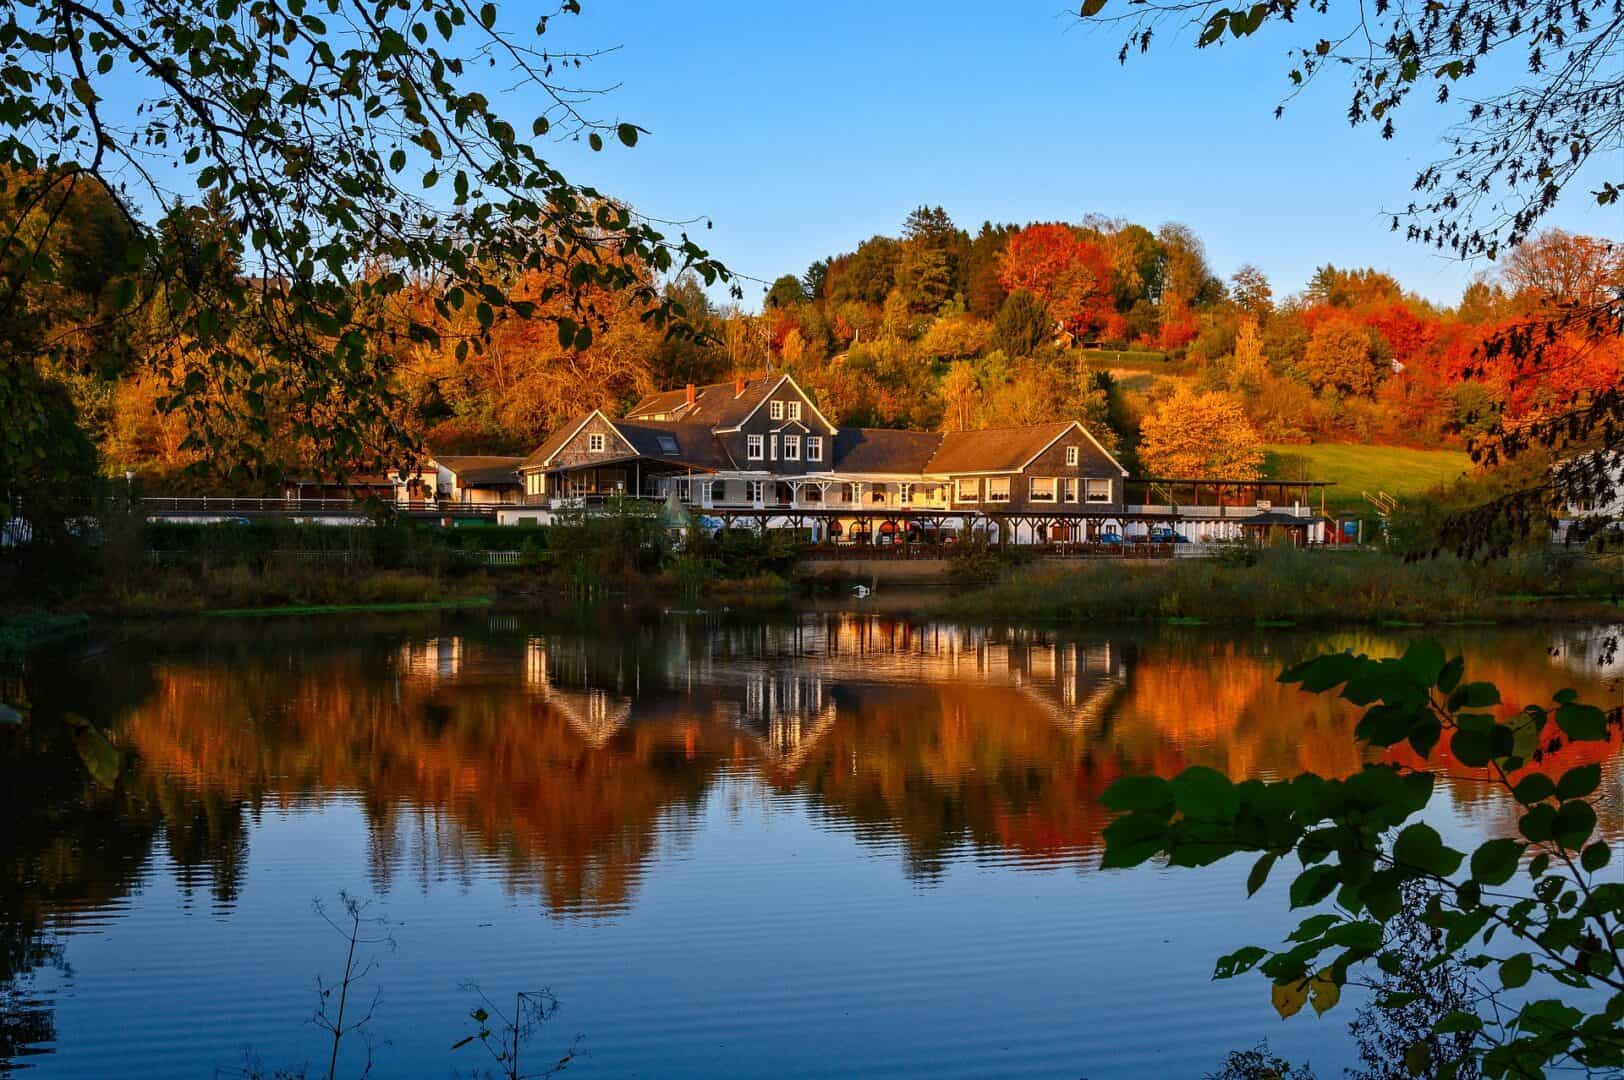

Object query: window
[841,483,858,503]
[1063,478,1078,503]
[710,480,727,502]
[769,400,785,420]
[656,435,680,456]
[1085,479,1112,504]
[770,434,778,460]
[1030,477,1057,502]
[747,480,764,503]
[1065,445,1080,466]
[747,434,764,460]
[986,477,1011,503]
[784,435,801,460]
[806,436,822,462]
[588,433,606,452]
[955,477,980,502]
[899,483,912,505]
[787,401,802,421]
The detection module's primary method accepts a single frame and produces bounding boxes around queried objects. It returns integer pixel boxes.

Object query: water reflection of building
[399,636,463,680]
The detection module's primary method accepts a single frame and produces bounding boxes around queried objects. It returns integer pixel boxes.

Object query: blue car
[1148,528,1189,544]
[1096,532,1124,545]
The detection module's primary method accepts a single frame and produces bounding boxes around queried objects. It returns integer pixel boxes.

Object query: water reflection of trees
[2,617,1617,1051]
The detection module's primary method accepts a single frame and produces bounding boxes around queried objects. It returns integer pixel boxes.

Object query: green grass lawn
[1263,443,1473,512]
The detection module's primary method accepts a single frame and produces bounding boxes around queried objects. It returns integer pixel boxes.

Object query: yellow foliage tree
[1137,385,1264,479]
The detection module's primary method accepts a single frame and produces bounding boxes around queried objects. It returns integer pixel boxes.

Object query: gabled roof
[830,428,944,475]
[626,377,777,426]
[520,410,634,469]
[926,421,1127,476]
[432,455,524,487]
[626,374,837,434]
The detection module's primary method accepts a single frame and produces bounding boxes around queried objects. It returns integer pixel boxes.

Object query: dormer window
[589,433,606,452]
[769,400,785,421]
[1065,446,1080,466]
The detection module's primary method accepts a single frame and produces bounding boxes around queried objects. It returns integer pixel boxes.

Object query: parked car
[1096,532,1124,545]
[1148,528,1189,544]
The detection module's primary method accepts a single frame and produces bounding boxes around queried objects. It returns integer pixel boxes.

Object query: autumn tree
[939,360,980,432]
[1302,313,1388,396]
[765,275,809,309]
[1230,265,1274,321]
[991,289,1050,357]
[0,0,731,497]
[1137,385,1264,478]
[998,224,1115,338]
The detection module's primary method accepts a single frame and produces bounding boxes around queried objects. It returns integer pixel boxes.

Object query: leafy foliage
[1101,641,1624,1076]
[0,0,730,478]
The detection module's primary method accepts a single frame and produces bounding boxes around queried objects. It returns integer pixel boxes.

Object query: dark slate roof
[613,421,733,470]
[925,423,1078,474]
[435,455,523,487]
[625,376,782,428]
[830,428,943,475]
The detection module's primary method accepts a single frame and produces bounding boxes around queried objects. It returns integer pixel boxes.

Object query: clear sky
[496,0,1616,308]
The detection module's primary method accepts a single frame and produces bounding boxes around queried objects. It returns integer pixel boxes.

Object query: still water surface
[1,609,1620,1078]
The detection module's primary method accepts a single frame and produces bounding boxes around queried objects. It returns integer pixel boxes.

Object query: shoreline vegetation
[933,548,1622,626]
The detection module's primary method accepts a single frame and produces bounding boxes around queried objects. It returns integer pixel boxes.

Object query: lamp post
[124,469,134,511]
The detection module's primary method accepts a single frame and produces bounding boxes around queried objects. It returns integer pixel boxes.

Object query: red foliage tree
[998,224,1115,339]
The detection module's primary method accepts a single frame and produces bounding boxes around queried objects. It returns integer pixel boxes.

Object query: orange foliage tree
[998,224,1115,338]
[1137,385,1264,478]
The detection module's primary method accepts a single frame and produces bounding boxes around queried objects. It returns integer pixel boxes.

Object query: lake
[1,608,1619,1078]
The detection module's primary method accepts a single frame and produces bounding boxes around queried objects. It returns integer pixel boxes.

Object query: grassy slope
[1263,443,1473,513]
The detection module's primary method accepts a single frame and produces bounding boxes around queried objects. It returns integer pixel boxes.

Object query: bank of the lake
[934,548,1623,625]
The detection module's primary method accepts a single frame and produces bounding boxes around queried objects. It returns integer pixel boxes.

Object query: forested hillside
[13,182,1621,488]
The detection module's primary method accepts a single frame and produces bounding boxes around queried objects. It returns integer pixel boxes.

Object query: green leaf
[1437,656,1464,694]
[556,317,577,348]
[1448,682,1500,710]
[1397,640,1445,687]
[1171,765,1238,820]
[1512,774,1556,804]
[1556,763,1601,800]
[1289,865,1340,909]
[1551,800,1597,850]
[1403,1040,1431,1074]
[1499,953,1532,989]
[1247,852,1278,897]
[1469,839,1523,886]
[1102,775,1173,814]
[479,3,496,28]
[1080,0,1108,15]
[1580,841,1610,873]
[616,123,639,147]
[588,132,603,152]
[1554,702,1607,741]
[1393,823,1463,877]
[1433,1009,1484,1033]
[1214,945,1267,979]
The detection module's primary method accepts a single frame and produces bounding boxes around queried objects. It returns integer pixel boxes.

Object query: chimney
[685,383,696,406]
[734,376,746,398]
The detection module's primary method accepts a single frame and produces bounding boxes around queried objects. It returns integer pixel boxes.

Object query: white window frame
[842,483,858,503]
[806,436,823,462]
[899,483,912,505]
[955,477,980,503]
[784,435,801,460]
[588,432,606,452]
[770,434,778,460]
[747,434,764,460]
[986,476,1011,503]
[1085,478,1112,504]
[1065,445,1080,466]
[711,479,727,502]
[787,401,802,421]
[1063,478,1078,503]
[1030,476,1057,503]
[769,400,785,420]
[747,480,764,503]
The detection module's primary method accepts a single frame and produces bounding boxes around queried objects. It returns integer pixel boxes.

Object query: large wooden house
[506,374,1128,532]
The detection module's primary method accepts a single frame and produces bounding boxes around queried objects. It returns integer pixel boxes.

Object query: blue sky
[494,0,1615,308]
